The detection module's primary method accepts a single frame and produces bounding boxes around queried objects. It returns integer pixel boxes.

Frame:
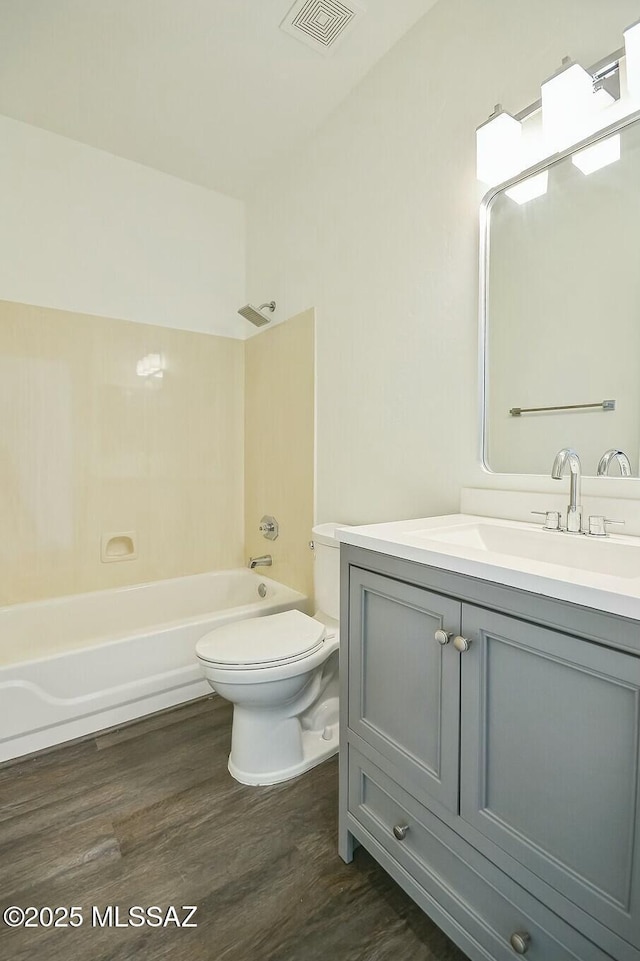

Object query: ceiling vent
[280,0,366,56]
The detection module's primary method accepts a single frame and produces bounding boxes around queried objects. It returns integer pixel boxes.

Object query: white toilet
[195,523,340,785]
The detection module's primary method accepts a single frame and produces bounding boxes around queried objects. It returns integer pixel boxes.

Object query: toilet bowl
[195,523,342,785]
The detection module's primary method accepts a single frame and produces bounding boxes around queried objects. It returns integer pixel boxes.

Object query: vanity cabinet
[347,568,461,813]
[339,545,640,961]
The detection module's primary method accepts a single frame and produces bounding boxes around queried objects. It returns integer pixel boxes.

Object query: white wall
[247,0,640,525]
[0,114,246,337]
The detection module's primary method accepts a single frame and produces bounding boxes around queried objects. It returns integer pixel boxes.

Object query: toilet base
[228,724,338,785]
[227,693,339,786]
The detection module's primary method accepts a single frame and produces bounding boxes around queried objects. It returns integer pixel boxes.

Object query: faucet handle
[587,516,625,537]
[531,510,562,531]
[259,515,279,541]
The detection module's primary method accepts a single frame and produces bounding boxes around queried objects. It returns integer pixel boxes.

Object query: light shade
[572,134,621,175]
[476,110,522,187]
[505,171,548,205]
[624,20,640,101]
[541,61,594,152]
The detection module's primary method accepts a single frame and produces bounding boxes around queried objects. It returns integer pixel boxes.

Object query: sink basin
[403,521,640,579]
[337,513,640,620]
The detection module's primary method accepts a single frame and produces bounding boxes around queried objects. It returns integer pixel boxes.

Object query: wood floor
[0,697,469,961]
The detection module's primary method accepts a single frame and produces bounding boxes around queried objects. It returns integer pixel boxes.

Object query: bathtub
[0,570,306,764]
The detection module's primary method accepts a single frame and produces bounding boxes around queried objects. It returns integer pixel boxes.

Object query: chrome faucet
[248,554,272,569]
[551,448,582,533]
[597,448,632,477]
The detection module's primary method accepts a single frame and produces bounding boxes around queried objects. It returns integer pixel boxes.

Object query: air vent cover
[280,0,366,56]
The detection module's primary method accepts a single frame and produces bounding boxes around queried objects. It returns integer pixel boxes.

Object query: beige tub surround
[0,300,244,605]
[244,309,315,602]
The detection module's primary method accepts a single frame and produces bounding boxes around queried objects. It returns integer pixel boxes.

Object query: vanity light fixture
[571,133,621,175]
[541,58,595,152]
[476,105,522,187]
[477,30,640,190]
[624,19,640,101]
[505,171,548,205]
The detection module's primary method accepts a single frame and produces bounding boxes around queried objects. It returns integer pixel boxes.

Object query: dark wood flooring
[0,697,469,960]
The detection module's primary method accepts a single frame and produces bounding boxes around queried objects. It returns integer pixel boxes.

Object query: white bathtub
[0,570,306,763]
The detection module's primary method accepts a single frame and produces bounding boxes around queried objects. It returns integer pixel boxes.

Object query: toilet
[195,523,340,785]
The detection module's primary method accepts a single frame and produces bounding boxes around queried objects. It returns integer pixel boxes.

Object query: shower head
[238,301,276,327]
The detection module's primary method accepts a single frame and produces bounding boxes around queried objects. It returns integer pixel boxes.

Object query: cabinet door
[348,567,461,813]
[460,604,640,945]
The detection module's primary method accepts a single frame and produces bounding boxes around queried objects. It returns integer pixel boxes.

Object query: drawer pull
[453,635,471,653]
[509,931,531,955]
[392,823,409,841]
[435,629,452,646]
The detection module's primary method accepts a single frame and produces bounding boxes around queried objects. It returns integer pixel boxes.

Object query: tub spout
[248,554,272,569]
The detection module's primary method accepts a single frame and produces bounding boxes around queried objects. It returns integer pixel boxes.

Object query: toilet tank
[312,523,342,621]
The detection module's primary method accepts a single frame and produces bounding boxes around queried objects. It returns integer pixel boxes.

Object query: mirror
[482,110,640,476]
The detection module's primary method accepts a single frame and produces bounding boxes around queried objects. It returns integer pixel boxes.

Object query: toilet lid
[196,609,325,667]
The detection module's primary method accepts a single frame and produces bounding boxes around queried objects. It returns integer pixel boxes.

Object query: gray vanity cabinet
[340,545,640,961]
[347,567,461,813]
[459,605,640,947]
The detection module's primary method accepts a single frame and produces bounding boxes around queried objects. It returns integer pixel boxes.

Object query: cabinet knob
[392,823,409,841]
[509,931,531,954]
[434,629,452,646]
[453,635,471,653]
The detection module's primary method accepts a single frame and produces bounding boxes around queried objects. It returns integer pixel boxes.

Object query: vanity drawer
[348,747,611,961]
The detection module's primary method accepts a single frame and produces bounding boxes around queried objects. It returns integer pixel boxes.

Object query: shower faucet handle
[259,515,279,540]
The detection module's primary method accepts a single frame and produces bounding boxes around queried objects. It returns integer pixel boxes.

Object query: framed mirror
[481,109,640,477]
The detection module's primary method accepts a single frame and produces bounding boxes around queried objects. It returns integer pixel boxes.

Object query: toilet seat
[196,609,325,670]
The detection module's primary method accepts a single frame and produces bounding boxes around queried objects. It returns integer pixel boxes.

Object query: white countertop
[337,514,640,621]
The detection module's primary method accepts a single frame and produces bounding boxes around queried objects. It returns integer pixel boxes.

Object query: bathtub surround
[0,298,317,759]
[0,300,244,605]
[244,309,315,599]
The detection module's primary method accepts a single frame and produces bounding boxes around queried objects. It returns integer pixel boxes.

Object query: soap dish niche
[101,531,138,563]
